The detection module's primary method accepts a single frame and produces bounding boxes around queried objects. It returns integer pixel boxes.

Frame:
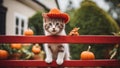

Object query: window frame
[14,13,28,35]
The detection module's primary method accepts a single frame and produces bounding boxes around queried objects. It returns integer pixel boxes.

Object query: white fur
[43,18,70,65]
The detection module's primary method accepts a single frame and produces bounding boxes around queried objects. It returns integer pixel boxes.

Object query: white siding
[3,0,36,35]
[38,0,57,9]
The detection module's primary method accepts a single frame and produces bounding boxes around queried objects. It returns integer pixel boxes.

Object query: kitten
[42,14,70,65]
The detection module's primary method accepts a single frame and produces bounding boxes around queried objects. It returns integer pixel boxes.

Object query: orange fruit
[11,43,22,49]
[0,50,9,60]
[80,46,95,60]
[32,44,41,54]
[24,28,34,36]
[80,51,95,60]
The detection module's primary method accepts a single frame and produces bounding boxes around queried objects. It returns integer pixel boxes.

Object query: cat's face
[43,18,64,35]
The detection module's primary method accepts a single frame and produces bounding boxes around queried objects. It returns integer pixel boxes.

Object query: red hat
[46,8,70,23]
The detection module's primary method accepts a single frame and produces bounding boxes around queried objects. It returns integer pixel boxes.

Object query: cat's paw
[56,59,64,65]
[66,58,70,60]
[66,56,71,60]
[45,58,53,63]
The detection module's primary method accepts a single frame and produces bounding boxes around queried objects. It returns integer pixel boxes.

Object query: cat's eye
[49,23,52,26]
[56,23,59,26]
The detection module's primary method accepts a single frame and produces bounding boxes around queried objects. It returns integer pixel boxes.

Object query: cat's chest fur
[48,43,61,51]
[48,43,63,58]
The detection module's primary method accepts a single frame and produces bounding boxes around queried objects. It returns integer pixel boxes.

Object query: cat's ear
[42,13,47,18]
[42,13,48,23]
[42,13,50,23]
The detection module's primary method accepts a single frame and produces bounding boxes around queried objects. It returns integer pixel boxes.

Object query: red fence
[0,35,120,67]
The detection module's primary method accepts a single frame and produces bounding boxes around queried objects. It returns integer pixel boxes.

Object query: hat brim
[47,13,70,23]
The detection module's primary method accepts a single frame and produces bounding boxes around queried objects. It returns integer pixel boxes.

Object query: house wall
[3,0,38,35]
[38,0,57,9]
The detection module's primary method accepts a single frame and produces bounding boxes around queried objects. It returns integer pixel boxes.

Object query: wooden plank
[0,35,120,44]
[0,60,120,67]
[0,35,120,67]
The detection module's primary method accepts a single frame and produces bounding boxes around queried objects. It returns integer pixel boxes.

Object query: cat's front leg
[56,45,65,65]
[44,44,53,63]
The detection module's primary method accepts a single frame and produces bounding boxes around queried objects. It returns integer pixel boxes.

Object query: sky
[58,0,110,12]
[58,0,119,19]
[37,0,117,18]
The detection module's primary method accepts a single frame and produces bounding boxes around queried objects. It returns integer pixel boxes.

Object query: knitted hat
[45,8,70,23]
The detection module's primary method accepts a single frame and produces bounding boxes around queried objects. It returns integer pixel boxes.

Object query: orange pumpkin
[0,50,9,60]
[24,28,34,36]
[80,46,95,60]
[32,44,41,54]
[11,43,22,49]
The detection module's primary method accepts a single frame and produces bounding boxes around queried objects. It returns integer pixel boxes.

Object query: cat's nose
[53,28,55,30]
[52,28,56,32]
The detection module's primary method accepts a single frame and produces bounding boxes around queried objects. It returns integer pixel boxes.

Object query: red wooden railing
[0,35,120,67]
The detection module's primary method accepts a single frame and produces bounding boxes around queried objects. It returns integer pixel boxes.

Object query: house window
[15,13,28,35]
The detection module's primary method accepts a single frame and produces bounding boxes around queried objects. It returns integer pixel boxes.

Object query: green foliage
[0,44,12,54]
[28,11,44,35]
[65,9,76,34]
[105,0,120,26]
[69,0,120,59]
[105,0,120,4]
[71,0,119,35]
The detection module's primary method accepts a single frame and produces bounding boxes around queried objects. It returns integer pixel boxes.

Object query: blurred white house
[0,0,58,35]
